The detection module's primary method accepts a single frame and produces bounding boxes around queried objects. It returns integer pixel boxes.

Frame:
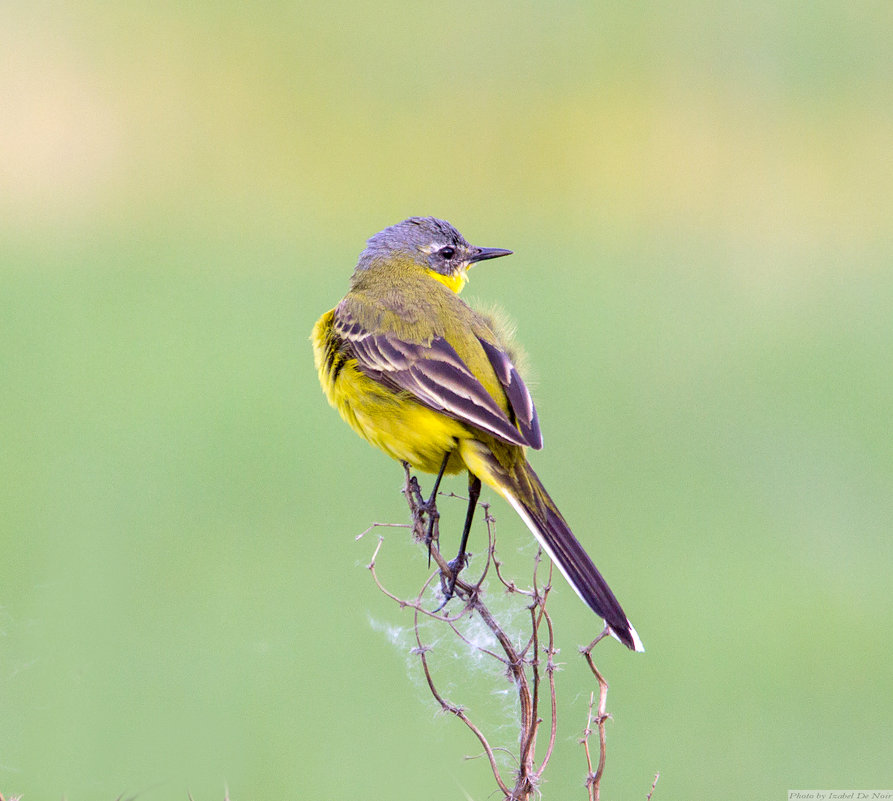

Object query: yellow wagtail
[312,217,643,651]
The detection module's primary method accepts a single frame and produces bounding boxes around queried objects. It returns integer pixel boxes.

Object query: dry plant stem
[413,467,559,799]
[581,691,598,798]
[647,772,661,801]
[367,536,520,798]
[355,521,411,541]
[581,627,612,801]
[369,465,617,801]
[412,593,514,798]
[540,606,559,773]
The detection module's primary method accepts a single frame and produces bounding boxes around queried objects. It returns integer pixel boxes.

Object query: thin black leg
[426,451,451,508]
[438,472,481,607]
[453,473,481,572]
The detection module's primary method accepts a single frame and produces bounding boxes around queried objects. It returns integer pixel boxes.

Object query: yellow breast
[311,309,467,475]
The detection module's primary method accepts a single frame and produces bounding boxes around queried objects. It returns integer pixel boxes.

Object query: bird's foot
[433,553,468,612]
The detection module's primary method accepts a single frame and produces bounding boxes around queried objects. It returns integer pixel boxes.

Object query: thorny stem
[364,467,626,800]
[581,628,612,801]
[411,592,513,798]
[647,772,661,801]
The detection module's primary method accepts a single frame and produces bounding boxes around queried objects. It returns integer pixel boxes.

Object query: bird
[311,217,643,651]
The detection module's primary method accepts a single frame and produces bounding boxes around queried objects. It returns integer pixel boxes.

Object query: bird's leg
[402,453,451,564]
[419,451,452,565]
[424,451,451,510]
[438,472,481,607]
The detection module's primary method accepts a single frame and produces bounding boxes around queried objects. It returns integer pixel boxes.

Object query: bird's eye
[440,247,456,260]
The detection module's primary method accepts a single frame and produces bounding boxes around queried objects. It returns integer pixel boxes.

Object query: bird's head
[354,217,512,293]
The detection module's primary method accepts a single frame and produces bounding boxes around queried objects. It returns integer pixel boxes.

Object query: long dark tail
[498,459,643,652]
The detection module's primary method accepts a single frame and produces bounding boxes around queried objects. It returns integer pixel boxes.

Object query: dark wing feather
[335,309,538,448]
[477,337,542,450]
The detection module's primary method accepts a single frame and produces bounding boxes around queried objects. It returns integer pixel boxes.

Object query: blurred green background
[1,1,891,798]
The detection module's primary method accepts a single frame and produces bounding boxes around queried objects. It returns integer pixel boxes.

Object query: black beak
[469,246,513,264]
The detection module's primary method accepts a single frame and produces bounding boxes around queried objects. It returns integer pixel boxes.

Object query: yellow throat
[425,266,468,294]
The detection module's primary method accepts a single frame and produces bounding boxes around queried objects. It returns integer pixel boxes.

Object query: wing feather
[334,307,539,448]
[477,337,542,449]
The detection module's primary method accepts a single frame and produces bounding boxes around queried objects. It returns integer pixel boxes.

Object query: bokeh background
[1,1,891,798]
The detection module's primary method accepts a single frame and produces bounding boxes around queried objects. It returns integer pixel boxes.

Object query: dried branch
[581,628,612,801]
[647,772,661,800]
[364,467,638,800]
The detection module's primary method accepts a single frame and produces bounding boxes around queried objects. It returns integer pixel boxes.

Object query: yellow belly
[341,367,470,473]
[313,310,468,475]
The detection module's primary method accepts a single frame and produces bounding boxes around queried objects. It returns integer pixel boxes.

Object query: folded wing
[335,307,542,449]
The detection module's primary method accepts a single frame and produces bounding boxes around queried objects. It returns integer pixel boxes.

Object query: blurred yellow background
[1,2,891,799]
